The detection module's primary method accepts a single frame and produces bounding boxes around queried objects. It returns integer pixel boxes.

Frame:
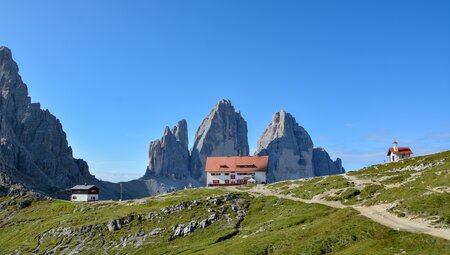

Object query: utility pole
[120,183,123,201]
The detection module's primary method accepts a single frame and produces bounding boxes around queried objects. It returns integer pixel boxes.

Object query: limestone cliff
[143,120,190,179]
[255,110,314,182]
[190,99,249,182]
[0,46,117,199]
[312,148,345,176]
[256,110,344,182]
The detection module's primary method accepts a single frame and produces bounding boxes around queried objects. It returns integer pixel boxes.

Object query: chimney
[393,141,398,152]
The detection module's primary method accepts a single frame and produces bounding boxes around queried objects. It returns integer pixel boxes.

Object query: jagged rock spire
[256,110,344,182]
[255,110,314,182]
[144,120,190,180]
[0,46,121,198]
[190,99,249,181]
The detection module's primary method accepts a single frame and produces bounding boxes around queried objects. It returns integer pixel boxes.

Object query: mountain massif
[0,47,120,199]
[135,100,344,197]
[1,151,448,254]
[0,46,344,200]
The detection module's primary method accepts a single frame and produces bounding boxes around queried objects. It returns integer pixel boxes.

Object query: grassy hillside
[269,150,450,226]
[0,151,449,254]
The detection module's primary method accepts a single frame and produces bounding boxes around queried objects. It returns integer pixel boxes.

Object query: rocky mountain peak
[255,110,314,182]
[256,110,313,153]
[190,99,249,181]
[0,46,120,199]
[163,126,171,136]
[172,119,188,149]
[255,110,344,182]
[144,120,190,180]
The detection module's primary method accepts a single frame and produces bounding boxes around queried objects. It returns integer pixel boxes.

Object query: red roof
[387,147,413,156]
[205,156,269,173]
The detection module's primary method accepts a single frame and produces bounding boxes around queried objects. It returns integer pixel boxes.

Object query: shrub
[340,188,360,200]
[360,184,384,199]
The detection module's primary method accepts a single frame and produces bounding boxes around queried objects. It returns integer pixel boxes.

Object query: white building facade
[387,141,413,162]
[205,156,269,186]
[70,185,99,202]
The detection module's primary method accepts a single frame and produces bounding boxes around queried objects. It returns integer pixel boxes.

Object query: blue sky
[2,1,449,182]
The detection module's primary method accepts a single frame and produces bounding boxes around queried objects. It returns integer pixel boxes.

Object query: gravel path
[226,184,450,241]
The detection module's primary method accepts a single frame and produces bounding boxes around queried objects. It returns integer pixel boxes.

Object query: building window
[212,180,219,184]
[231,175,235,179]
[225,180,229,184]
[72,196,77,200]
[236,164,257,168]
[225,173,230,175]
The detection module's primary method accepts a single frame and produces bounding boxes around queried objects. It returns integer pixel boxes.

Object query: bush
[340,188,360,200]
[17,199,32,209]
[360,184,384,199]
[397,212,406,218]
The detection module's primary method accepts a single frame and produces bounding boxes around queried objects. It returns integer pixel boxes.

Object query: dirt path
[355,204,450,241]
[226,185,450,241]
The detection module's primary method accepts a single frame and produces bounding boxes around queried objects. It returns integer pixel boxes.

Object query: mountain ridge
[0,46,344,200]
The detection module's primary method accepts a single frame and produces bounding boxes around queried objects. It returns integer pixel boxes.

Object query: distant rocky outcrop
[120,120,198,199]
[0,46,118,199]
[255,110,344,182]
[143,120,190,180]
[125,100,250,198]
[255,111,314,182]
[190,99,249,182]
[312,148,345,176]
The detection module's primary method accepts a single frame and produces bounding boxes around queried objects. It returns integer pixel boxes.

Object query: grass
[189,197,449,255]
[267,151,450,222]
[0,189,449,254]
[270,175,353,199]
[1,151,450,254]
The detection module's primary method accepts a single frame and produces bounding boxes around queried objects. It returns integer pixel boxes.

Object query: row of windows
[71,195,98,201]
[210,172,255,176]
[212,179,250,184]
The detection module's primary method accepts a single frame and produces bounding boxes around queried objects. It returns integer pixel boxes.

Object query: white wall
[389,153,411,162]
[254,172,267,183]
[206,171,267,185]
[71,194,99,202]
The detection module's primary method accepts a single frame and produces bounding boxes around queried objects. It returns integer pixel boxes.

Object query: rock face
[190,99,249,181]
[255,111,314,182]
[143,120,190,180]
[0,46,117,199]
[0,46,345,200]
[255,110,344,182]
[312,148,345,176]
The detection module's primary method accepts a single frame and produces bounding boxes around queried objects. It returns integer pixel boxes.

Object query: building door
[392,156,395,161]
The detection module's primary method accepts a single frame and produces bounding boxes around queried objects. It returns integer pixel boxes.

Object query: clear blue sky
[2,1,449,182]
